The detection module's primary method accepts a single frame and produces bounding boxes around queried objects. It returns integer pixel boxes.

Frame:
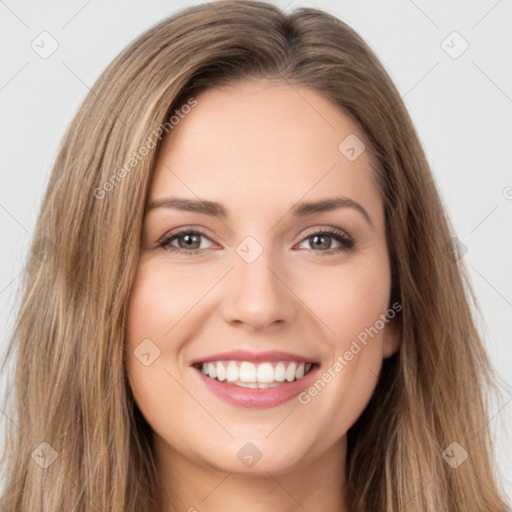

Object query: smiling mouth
[193,360,317,388]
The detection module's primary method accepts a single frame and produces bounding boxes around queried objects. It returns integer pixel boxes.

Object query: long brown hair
[0,1,508,510]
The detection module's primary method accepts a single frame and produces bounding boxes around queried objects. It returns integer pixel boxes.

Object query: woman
[0,1,508,510]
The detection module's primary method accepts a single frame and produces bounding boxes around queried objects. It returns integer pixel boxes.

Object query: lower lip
[193,365,319,408]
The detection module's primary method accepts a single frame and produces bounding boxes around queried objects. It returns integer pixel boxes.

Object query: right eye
[159,228,216,255]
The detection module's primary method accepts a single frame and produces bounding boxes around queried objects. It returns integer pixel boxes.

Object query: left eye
[159,228,354,255]
[296,229,354,254]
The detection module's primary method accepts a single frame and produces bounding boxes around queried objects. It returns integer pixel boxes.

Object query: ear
[382,316,401,358]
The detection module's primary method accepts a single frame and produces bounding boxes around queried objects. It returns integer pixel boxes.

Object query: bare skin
[125,78,400,512]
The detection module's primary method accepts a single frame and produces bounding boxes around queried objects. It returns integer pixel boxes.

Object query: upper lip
[190,350,318,366]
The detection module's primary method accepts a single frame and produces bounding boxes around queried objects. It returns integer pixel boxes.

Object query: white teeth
[274,362,286,382]
[199,360,314,386]
[285,362,297,382]
[257,362,275,383]
[207,362,217,379]
[236,381,258,388]
[239,362,257,382]
[226,361,238,382]
[216,362,226,381]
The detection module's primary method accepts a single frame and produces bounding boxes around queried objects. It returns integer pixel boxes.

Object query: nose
[219,247,299,332]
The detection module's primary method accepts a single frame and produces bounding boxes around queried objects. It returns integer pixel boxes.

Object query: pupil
[180,234,200,249]
[311,234,330,250]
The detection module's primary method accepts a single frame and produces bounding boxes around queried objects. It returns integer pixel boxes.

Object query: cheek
[124,261,201,443]
[124,262,183,407]
[292,252,391,426]
[299,251,392,351]
[125,257,221,373]
[125,260,198,345]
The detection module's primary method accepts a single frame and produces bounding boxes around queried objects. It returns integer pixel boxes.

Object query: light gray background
[1,0,511,503]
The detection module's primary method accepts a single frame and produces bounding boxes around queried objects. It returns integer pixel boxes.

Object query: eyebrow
[147,196,373,227]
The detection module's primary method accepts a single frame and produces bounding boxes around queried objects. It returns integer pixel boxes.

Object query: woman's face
[125,78,400,477]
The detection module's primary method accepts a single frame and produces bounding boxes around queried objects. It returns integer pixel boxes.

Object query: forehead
[149,79,381,219]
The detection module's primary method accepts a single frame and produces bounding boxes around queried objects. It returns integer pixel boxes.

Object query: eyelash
[158,226,355,257]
